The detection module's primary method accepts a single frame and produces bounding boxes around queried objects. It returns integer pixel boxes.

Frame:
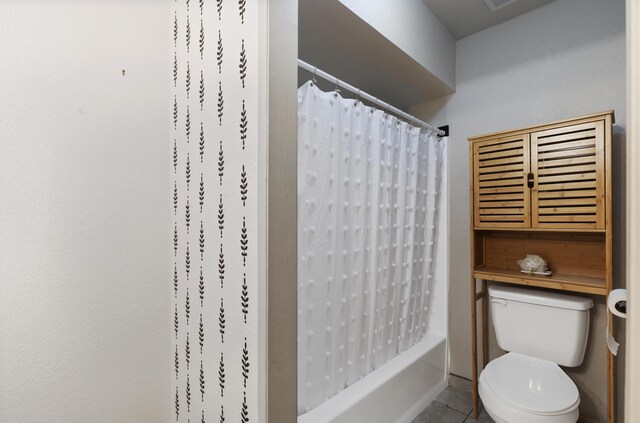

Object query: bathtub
[297,333,448,423]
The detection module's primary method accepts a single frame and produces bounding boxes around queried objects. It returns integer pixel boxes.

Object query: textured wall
[0,1,171,422]
[171,0,261,422]
[410,0,626,421]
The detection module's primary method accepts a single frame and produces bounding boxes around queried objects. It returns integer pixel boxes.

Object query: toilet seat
[479,352,580,423]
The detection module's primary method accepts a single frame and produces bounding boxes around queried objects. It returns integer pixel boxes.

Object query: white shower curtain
[297,81,444,414]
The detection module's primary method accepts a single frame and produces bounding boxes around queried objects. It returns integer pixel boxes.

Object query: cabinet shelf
[473,266,607,296]
[473,226,605,234]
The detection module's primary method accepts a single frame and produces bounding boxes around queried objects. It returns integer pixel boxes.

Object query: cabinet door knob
[527,172,535,189]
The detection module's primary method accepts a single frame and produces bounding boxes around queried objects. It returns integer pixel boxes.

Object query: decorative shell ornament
[517,254,551,275]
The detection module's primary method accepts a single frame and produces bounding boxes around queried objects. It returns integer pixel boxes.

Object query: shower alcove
[295,80,450,423]
[296,2,455,421]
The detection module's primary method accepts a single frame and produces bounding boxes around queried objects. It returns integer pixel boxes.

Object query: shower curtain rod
[298,59,446,137]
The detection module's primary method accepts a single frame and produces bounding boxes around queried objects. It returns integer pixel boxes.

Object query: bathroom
[0,0,637,422]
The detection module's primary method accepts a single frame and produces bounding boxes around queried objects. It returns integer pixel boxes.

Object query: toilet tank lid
[488,285,593,311]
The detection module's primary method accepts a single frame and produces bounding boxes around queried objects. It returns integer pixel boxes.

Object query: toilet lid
[481,352,580,415]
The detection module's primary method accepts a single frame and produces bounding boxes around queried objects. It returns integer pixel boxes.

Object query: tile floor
[411,375,495,423]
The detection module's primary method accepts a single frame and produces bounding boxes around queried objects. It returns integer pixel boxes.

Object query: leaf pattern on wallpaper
[172,0,256,420]
[199,72,205,112]
[199,314,204,352]
[218,352,225,397]
[185,243,191,279]
[199,267,205,306]
[174,223,179,256]
[174,140,179,173]
[186,375,191,412]
[174,305,179,339]
[174,13,179,48]
[186,333,191,370]
[239,40,247,88]
[185,158,195,192]
[186,106,192,143]
[199,174,205,212]
[241,273,248,323]
[218,243,225,288]
[174,54,179,87]
[175,345,180,380]
[199,222,205,260]
[186,62,191,98]
[174,96,178,129]
[241,392,248,423]
[238,0,246,24]
[199,20,205,59]
[217,31,223,74]
[240,165,247,206]
[185,199,191,234]
[199,124,205,162]
[174,264,179,298]
[185,288,191,327]
[217,82,224,125]
[240,217,248,266]
[174,183,179,216]
[218,140,224,186]
[175,387,180,421]
[186,17,191,52]
[219,298,225,343]
[199,361,205,401]
[218,195,224,237]
[240,100,247,150]
[241,338,249,388]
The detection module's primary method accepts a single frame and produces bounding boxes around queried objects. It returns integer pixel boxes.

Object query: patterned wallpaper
[171,0,258,422]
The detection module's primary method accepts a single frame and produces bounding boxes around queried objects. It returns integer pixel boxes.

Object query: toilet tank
[489,285,593,367]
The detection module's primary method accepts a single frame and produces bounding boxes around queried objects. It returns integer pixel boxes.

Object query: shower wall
[171,0,264,422]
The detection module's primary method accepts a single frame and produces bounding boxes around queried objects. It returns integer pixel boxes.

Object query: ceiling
[421,0,556,39]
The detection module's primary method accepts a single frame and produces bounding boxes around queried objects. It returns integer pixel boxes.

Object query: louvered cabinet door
[473,134,531,228]
[531,121,605,229]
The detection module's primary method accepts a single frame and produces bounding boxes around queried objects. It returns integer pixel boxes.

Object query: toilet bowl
[479,285,593,423]
[479,353,579,423]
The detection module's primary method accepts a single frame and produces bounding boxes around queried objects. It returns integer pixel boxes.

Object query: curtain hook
[311,66,318,85]
[333,77,341,97]
[384,103,392,117]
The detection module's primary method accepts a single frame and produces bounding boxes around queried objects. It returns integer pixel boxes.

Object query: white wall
[0,1,171,422]
[339,0,456,90]
[410,0,626,421]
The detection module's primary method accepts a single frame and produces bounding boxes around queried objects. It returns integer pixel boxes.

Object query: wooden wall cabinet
[468,111,615,422]
[473,119,607,231]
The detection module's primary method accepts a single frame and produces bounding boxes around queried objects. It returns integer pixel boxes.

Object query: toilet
[479,285,593,423]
